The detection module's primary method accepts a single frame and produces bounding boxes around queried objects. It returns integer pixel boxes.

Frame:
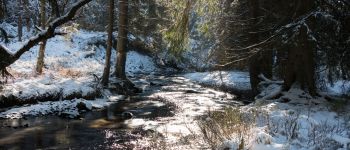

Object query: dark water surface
[0,97,175,149]
[0,75,180,149]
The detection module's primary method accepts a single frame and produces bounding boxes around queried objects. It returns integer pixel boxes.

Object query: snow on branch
[0,44,14,55]
[13,0,92,59]
[0,0,92,71]
[217,11,318,67]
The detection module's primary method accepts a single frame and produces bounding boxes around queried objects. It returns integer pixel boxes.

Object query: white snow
[1,74,96,100]
[0,96,117,119]
[4,28,158,77]
[123,76,240,149]
[0,28,159,118]
[1,22,349,150]
[1,99,88,119]
[327,80,350,96]
[234,87,350,150]
[184,71,251,90]
[125,51,158,74]
[181,71,349,149]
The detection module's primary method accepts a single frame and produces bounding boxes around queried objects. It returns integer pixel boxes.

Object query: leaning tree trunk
[0,0,92,77]
[115,0,128,80]
[36,0,47,74]
[101,0,114,86]
[283,0,316,96]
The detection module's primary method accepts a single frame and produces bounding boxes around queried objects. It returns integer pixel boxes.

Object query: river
[0,74,250,149]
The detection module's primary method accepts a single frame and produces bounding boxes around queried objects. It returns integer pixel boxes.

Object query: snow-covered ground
[241,87,350,150]
[1,23,349,149]
[0,28,158,118]
[183,71,350,149]
[6,30,157,77]
[327,80,350,96]
[184,71,251,91]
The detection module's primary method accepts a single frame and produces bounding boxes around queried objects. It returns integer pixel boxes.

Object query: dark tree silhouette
[115,0,129,80]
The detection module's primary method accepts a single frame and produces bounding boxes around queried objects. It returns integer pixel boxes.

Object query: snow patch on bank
[1,29,159,115]
[5,29,158,77]
[226,86,350,150]
[1,74,96,99]
[0,98,111,119]
[184,71,251,90]
[327,80,350,96]
[182,71,349,149]
[126,51,158,74]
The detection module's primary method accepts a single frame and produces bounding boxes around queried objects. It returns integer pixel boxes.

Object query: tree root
[108,77,142,96]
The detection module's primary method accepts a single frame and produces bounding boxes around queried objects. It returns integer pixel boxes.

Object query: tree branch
[14,0,92,59]
[0,0,91,71]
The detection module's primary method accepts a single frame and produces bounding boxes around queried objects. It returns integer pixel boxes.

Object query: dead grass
[147,131,168,150]
[194,107,254,150]
[58,68,83,78]
[140,107,256,149]
[6,68,31,79]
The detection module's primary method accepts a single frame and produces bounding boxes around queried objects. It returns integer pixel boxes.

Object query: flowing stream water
[0,74,250,149]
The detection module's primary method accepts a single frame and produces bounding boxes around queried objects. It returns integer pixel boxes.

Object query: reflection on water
[0,74,245,149]
[0,98,173,149]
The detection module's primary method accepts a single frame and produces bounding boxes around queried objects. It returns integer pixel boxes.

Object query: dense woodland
[0,0,349,95]
[0,0,349,149]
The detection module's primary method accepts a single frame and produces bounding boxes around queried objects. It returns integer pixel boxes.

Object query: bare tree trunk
[23,0,30,32]
[283,0,316,96]
[36,0,61,74]
[61,0,69,15]
[248,0,260,95]
[115,0,128,79]
[284,26,316,95]
[17,0,23,41]
[249,56,259,95]
[248,0,272,95]
[0,0,5,20]
[49,0,60,18]
[2,0,7,19]
[0,1,8,43]
[101,0,114,86]
[276,47,287,79]
[18,14,22,42]
[261,50,273,78]
[36,0,47,74]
